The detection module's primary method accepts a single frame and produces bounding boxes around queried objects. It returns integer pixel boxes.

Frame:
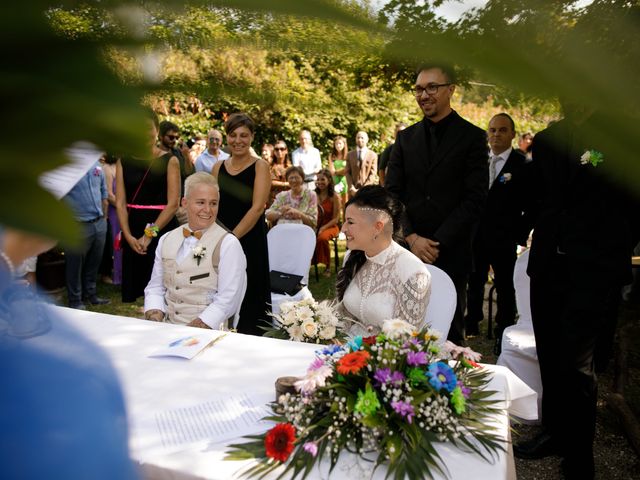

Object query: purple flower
[308,357,325,371]
[427,362,458,393]
[303,442,318,457]
[457,380,471,398]
[374,368,405,387]
[391,400,415,423]
[406,350,428,367]
[403,337,421,348]
[389,371,406,386]
[374,368,391,386]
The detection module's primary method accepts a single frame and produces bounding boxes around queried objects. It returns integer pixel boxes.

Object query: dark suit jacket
[475,149,533,250]
[527,116,639,283]
[386,111,489,277]
[345,148,378,190]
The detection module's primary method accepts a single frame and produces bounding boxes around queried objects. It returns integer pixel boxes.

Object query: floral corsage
[580,149,604,167]
[192,245,206,266]
[144,223,159,238]
[498,172,512,183]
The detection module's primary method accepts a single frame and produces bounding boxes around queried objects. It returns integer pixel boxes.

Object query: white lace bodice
[341,241,431,336]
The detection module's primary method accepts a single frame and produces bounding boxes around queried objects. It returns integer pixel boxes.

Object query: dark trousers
[530,255,620,479]
[65,217,107,304]
[466,242,517,337]
[442,270,468,345]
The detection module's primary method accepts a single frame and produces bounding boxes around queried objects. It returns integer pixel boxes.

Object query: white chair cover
[267,224,316,315]
[497,248,542,422]
[421,264,457,341]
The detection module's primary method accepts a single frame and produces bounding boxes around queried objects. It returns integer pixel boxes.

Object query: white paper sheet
[38,142,103,199]
[132,393,272,459]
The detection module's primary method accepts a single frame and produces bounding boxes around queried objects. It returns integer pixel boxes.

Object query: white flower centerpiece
[262,298,345,344]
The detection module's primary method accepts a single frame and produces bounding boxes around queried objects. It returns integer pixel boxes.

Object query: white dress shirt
[292,146,322,188]
[144,232,246,329]
[489,147,512,187]
[195,150,230,173]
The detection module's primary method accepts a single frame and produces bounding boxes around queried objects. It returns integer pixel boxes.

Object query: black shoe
[464,318,480,337]
[513,432,559,460]
[68,302,87,310]
[84,296,110,305]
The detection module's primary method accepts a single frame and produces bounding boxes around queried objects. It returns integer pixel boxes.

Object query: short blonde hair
[184,171,219,198]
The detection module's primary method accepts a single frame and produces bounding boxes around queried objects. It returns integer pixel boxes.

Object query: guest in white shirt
[336,185,431,336]
[144,172,246,329]
[195,129,230,173]
[291,129,322,189]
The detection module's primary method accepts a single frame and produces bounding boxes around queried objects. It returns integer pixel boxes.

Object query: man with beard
[385,64,488,344]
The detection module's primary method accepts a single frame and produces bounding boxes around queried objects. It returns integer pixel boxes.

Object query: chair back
[513,249,532,327]
[267,224,316,284]
[421,264,457,340]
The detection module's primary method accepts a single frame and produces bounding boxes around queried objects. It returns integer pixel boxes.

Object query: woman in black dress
[115,114,180,302]
[212,113,271,335]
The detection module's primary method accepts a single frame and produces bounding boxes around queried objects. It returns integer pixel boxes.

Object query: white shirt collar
[365,240,395,265]
[491,146,512,161]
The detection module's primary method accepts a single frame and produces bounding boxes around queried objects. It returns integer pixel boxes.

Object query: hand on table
[187,318,211,329]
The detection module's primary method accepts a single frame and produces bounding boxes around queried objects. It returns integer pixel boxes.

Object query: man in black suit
[385,64,488,344]
[465,113,532,352]
[514,107,639,479]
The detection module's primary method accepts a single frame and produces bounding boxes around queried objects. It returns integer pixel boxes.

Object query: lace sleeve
[392,270,431,328]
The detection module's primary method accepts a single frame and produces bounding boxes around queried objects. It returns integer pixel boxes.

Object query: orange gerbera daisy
[337,351,370,375]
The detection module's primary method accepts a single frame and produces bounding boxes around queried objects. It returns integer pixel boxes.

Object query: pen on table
[194,333,228,358]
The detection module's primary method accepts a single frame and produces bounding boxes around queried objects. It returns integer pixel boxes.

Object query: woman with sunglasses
[268,140,291,206]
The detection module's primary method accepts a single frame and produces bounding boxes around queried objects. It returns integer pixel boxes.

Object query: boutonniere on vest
[498,172,512,183]
[580,149,604,167]
[92,166,102,176]
[192,245,207,266]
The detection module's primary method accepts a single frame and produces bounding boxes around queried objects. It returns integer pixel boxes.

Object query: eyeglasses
[274,147,287,151]
[414,83,452,96]
[209,137,221,142]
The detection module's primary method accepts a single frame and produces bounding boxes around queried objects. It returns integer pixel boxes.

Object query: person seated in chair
[265,166,317,229]
[335,185,431,336]
[144,172,246,329]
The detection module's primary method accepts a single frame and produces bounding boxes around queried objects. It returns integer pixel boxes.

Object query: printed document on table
[131,393,273,459]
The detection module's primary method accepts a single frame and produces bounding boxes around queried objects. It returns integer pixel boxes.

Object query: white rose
[382,318,415,339]
[298,298,315,307]
[287,324,304,342]
[318,325,336,340]
[301,319,319,338]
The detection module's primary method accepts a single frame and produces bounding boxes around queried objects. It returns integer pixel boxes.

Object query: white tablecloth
[52,307,537,480]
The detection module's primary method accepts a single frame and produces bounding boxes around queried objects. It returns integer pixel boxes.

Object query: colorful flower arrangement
[226,319,504,479]
[262,298,345,344]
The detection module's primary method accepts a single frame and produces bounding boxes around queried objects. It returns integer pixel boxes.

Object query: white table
[53,307,537,480]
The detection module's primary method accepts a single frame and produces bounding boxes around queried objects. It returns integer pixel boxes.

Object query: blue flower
[318,344,342,356]
[347,336,363,352]
[427,362,457,393]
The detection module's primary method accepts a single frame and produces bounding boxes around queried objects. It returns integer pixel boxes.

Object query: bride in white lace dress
[336,186,431,336]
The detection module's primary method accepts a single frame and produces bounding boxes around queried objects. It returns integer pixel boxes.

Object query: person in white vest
[144,172,247,329]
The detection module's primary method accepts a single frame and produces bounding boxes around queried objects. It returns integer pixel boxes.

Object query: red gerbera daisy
[337,350,370,375]
[264,423,296,462]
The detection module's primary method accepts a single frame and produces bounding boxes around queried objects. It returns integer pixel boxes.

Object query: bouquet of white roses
[262,298,345,344]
